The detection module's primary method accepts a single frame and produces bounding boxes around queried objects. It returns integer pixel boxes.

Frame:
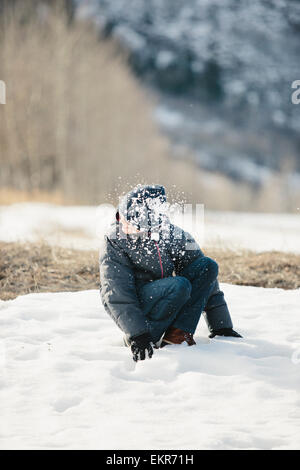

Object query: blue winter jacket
[99,185,231,338]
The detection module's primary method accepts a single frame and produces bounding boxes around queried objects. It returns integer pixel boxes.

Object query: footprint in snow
[52,396,82,413]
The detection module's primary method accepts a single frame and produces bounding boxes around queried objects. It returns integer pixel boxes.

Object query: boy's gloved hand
[130,332,154,362]
[209,328,242,339]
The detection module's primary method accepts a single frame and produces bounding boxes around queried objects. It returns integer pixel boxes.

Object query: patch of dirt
[0,242,299,301]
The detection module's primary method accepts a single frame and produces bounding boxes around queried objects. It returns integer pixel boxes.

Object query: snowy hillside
[0,203,300,253]
[1,284,300,449]
[78,0,300,135]
[76,0,300,186]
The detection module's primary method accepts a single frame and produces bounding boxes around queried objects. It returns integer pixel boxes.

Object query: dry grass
[0,188,66,205]
[1,241,299,301]
[0,242,99,301]
[209,248,300,290]
[0,3,203,205]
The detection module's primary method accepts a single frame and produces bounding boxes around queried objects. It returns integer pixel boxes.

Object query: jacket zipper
[154,241,164,279]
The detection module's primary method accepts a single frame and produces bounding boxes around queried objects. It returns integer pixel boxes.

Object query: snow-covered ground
[1,203,300,449]
[0,284,300,450]
[1,203,300,253]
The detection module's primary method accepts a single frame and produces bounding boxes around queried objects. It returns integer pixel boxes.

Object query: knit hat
[117,184,167,232]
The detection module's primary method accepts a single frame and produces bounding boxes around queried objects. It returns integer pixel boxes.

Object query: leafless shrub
[1,2,299,211]
[0,3,203,204]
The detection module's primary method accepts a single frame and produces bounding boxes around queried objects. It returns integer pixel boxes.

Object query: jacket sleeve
[171,226,205,275]
[99,236,149,338]
[203,279,233,331]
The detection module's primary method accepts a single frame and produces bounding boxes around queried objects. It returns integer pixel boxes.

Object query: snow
[203,210,300,253]
[0,203,300,253]
[1,202,299,448]
[0,284,299,450]
[0,203,112,250]
[154,106,184,129]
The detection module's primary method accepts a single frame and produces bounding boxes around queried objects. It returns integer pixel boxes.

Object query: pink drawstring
[154,241,164,279]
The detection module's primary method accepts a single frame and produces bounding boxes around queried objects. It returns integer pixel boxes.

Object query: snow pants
[136,256,233,343]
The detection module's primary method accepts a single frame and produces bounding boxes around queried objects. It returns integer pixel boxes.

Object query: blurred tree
[0,0,75,24]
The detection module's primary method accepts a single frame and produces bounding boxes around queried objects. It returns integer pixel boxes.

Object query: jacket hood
[116,184,167,233]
